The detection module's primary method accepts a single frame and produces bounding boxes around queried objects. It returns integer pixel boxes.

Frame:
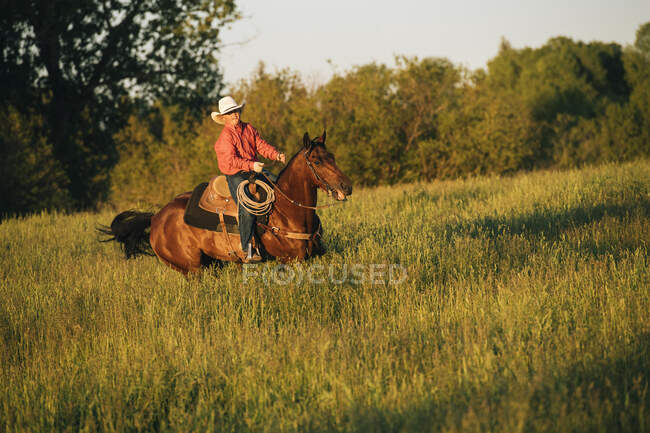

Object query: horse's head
[302,131,353,201]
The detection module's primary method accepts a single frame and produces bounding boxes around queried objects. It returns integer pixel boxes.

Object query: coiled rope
[236,179,276,215]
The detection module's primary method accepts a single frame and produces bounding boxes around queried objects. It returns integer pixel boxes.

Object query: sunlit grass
[1,160,648,432]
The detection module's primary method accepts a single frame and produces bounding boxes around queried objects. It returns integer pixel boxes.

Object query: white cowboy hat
[210,96,246,124]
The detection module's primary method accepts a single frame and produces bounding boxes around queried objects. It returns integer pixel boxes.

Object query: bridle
[254,145,348,242]
[258,147,347,210]
[304,148,347,200]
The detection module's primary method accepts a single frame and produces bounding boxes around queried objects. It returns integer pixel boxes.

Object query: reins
[230,144,348,243]
[260,171,345,210]
[265,148,347,209]
[237,148,347,213]
[233,148,346,242]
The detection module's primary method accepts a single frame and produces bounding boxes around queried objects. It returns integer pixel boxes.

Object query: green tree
[393,56,462,181]
[1,0,240,210]
[482,36,632,167]
[230,63,317,166]
[635,22,650,56]
[107,22,649,203]
[110,105,218,209]
[602,22,650,161]
[0,106,71,216]
[316,63,397,185]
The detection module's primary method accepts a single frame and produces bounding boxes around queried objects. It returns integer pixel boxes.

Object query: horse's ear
[318,130,326,147]
[303,132,311,149]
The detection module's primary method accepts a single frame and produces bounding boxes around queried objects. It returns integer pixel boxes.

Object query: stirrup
[244,243,262,263]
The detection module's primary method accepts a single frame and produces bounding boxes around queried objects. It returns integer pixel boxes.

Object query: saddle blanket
[184,183,239,233]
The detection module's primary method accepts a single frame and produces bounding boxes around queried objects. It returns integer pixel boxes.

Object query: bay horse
[100,131,352,274]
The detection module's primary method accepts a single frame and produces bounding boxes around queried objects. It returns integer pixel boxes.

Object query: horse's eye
[313,160,321,165]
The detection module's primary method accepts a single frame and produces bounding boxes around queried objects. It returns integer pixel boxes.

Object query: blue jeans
[226,169,276,250]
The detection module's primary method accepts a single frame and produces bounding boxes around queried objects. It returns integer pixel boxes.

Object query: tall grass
[1,160,648,432]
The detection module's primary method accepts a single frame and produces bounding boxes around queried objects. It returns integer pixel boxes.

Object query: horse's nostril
[341,183,352,195]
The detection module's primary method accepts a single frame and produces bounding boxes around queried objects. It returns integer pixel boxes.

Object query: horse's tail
[98,210,154,259]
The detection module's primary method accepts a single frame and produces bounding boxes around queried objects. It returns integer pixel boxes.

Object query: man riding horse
[211,96,286,263]
[101,97,352,274]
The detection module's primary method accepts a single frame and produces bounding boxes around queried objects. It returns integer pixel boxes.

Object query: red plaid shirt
[214,122,280,175]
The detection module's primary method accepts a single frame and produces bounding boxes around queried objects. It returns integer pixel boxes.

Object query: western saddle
[198,175,238,216]
[198,175,264,261]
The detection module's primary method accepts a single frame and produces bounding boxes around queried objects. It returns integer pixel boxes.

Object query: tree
[316,63,398,185]
[393,56,462,181]
[482,36,633,167]
[635,22,650,56]
[606,21,650,161]
[230,62,316,163]
[109,105,217,209]
[0,106,71,216]
[0,0,240,209]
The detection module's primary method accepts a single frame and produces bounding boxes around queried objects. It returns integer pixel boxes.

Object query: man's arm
[251,126,280,161]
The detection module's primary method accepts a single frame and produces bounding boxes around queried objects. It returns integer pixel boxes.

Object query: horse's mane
[276,141,324,180]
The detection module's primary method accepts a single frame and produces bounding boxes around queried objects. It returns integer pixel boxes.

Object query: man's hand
[277,153,286,164]
[253,162,265,173]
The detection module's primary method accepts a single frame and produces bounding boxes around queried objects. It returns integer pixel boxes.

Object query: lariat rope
[236,179,275,216]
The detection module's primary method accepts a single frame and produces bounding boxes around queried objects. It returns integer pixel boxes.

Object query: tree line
[2,12,649,214]
[1,0,239,216]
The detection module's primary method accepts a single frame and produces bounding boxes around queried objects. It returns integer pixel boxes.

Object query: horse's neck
[273,153,317,226]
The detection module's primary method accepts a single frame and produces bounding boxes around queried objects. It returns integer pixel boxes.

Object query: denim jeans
[225,169,276,250]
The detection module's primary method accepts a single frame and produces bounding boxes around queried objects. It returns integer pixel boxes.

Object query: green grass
[1,160,648,432]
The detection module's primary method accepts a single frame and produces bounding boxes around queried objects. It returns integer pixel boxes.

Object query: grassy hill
[1,160,648,432]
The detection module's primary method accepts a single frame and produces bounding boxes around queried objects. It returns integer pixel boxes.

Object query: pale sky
[218,0,650,88]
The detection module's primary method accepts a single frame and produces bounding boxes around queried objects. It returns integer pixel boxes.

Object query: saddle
[198,175,237,216]
[184,175,264,261]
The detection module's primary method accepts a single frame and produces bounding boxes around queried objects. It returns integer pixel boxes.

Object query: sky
[218,0,650,89]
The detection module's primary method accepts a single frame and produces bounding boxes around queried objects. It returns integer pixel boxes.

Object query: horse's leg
[155,253,196,275]
[152,237,203,274]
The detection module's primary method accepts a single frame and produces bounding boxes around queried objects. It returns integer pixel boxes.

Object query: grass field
[1,160,648,432]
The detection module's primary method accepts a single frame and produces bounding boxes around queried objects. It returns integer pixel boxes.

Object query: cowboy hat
[210,96,246,124]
